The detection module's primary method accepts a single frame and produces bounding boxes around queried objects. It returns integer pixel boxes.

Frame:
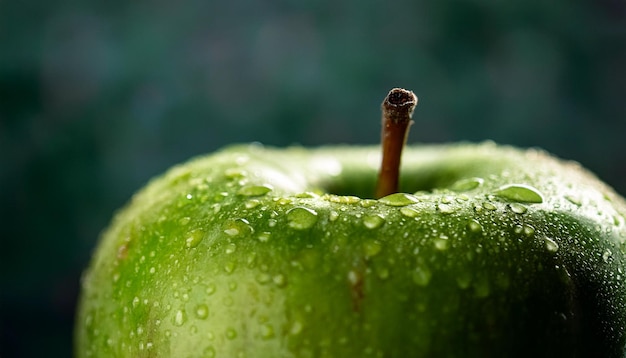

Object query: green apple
[75,141,626,357]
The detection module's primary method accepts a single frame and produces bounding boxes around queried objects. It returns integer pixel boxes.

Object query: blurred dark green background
[1,0,625,356]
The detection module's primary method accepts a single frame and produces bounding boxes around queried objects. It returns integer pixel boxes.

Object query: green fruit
[75,142,626,357]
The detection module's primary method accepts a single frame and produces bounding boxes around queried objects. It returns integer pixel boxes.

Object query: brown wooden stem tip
[375,88,418,198]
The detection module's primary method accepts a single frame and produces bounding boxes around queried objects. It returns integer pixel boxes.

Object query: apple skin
[75,142,626,357]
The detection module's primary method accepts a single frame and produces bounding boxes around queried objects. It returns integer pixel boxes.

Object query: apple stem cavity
[376,88,418,198]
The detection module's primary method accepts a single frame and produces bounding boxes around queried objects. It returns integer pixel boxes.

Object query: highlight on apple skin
[75,141,626,357]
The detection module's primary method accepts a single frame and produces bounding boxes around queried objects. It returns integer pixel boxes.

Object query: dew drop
[363,214,385,229]
[494,184,544,204]
[185,229,205,248]
[179,217,191,226]
[360,199,377,208]
[273,274,287,287]
[523,225,536,237]
[450,177,484,192]
[379,193,419,206]
[565,195,582,206]
[603,249,613,262]
[328,195,360,204]
[544,237,559,253]
[437,203,456,214]
[173,309,187,326]
[206,283,216,295]
[329,211,339,222]
[434,235,449,250]
[225,167,246,179]
[245,199,261,209]
[225,328,238,340]
[290,321,303,335]
[257,232,271,242]
[412,266,432,286]
[238,184,273,197]
[223,218,254,237]
[224,261,236,274]
[400,207,420,218]
[467,219,483,233]
[260,324,275,339]
[195,304,209,319]
[295,192,319,199]
[225,243,237,254]
[482,202,497,211]
[256,273,271,284]
[363,240,382,257]
[286,207,318,230]
[509,203,528,214]
[203,346,216,358]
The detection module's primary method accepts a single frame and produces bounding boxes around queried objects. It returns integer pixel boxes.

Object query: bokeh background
[1,0,625,356]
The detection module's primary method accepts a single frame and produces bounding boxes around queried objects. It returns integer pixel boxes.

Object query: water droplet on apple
[245,199,261,209]
[363,240,382,257]
[603,249,613,262]
[206,283,216,295]
[256,273,271,284]
[437,203,456,214]
[286,207,318,230]
[179,216,191,226]
[260,324,275,339]
[450,177,484,192]
[509,203,528,214]
[412,266,432,286]
[223,218,254,237]
[494,184,544,203]
[225,328,238,340]
[225,243,237,254]
[195,304,209,319]
[482,202,497,211]
[238,184,273,197]
[329,211,339,222]
[185,229,205,248]
[434,235,449,250]
[289,320,303,335]
[273,274,287,287]
[544,237,559,253]
[565,195,582,206]
[400,207,420,218]
[224,261,236,274]
[467,219,483,233]
[523,225,535,237]
[257,232,271,242]
[203,346,216,358]
[172,309,187,326]
[363,214,385,229]
[225,167,246,179]
[360,199,377,208]
[379,193,420,206]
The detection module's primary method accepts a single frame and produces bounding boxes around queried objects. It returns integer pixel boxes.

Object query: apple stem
[375,88,418,198]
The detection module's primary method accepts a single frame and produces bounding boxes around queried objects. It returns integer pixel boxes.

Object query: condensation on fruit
[286,207,318,230]
[494,184,544,204]
[223,218,254,237]
[379,193,420,207]
[450,177,484,192]
[362,214,385,229]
